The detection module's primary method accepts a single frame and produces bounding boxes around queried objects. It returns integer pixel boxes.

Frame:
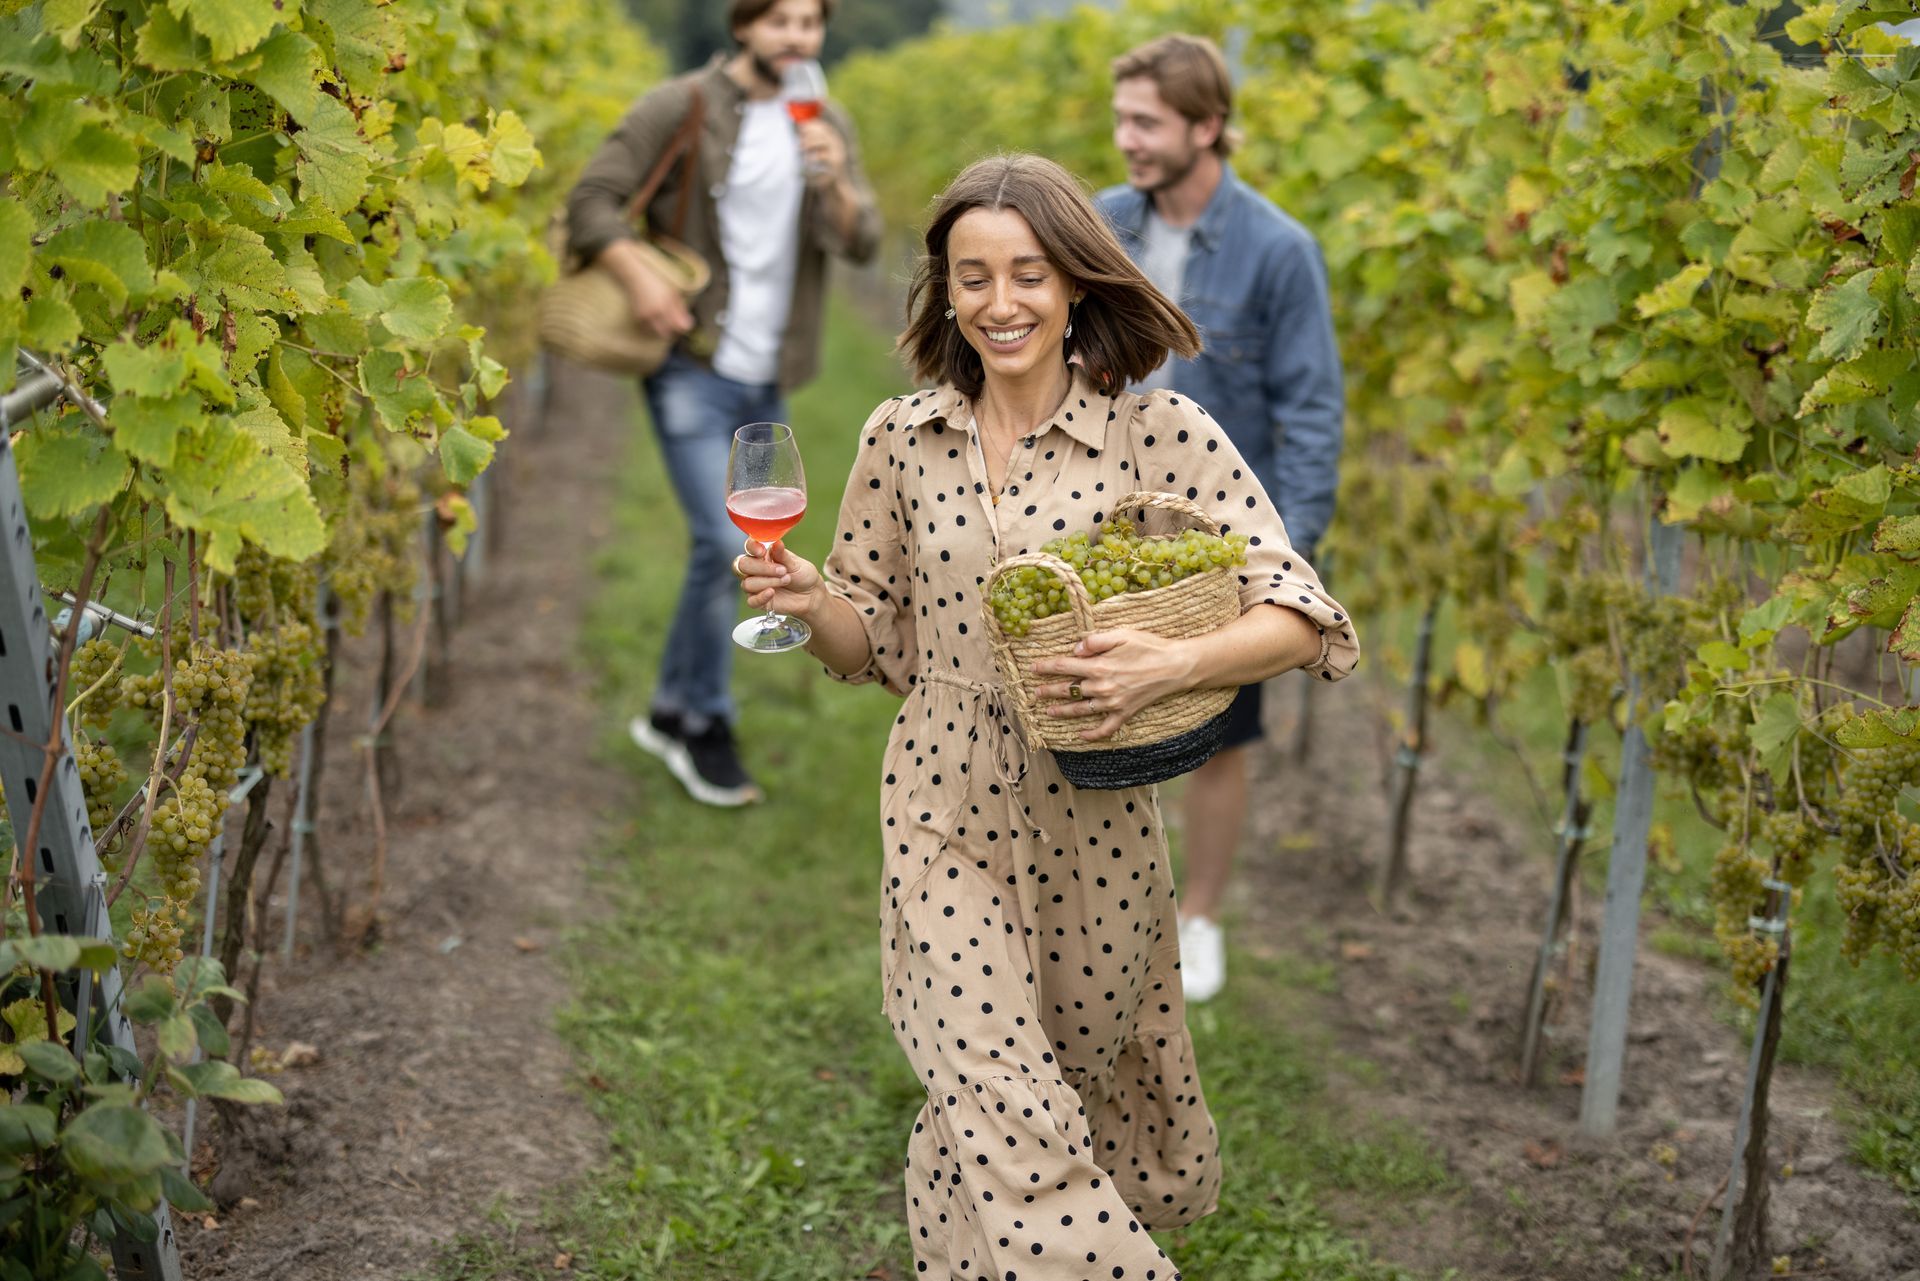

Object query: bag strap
[626,83,706,241]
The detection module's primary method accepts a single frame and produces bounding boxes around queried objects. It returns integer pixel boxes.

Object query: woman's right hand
[736,539,827,621]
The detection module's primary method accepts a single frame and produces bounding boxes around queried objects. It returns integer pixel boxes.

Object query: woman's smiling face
[947,207,1079,389]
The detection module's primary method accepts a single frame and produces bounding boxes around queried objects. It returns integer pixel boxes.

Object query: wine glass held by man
[736,153,1358,1279]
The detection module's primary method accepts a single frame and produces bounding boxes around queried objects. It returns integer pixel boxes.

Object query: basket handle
[1113,490,1221,535]
[984,551,1097,638]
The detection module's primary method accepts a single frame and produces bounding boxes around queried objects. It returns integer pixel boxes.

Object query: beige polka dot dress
[821,368,1358,1280]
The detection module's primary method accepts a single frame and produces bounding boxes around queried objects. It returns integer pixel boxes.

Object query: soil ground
[169,355,1920,1280]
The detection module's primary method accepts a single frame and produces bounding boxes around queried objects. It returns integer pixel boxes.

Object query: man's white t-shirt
[1132,207,1195,392]
[711,99,805,386]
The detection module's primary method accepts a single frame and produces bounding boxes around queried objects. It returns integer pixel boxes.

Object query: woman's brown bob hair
[900,153,1201,400]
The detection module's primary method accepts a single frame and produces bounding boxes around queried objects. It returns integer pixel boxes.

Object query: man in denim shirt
[1096,34,1345,1002]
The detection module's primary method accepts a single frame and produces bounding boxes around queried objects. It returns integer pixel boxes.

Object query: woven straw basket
[535,234,711,377]
[983,492,1241,789]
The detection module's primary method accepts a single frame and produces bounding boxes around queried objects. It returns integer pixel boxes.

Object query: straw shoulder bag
[538,86,711,376]
[982,492,1242,790]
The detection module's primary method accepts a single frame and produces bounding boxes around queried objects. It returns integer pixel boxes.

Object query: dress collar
[898,367,1113,451]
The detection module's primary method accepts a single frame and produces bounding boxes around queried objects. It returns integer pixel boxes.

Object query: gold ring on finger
[1069,683,1083,700]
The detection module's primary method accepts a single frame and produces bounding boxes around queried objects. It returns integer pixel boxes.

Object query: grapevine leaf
[274,198,353,244]
[1507,270,1555,332]
[17,1040,78,1083]
[1834,707,1920,749]
[233,398,305,473]
[186,1005,229,1059]
[1837,562,1920,630]
[183,223,289,311]
[201,162,278,211]
[156,1014,195,1060]
[22,297,79,351]
[174,1061,282,1105]
[1750,693,1801,785]
[294,95,374,211]
[487,109,540,187]
[1739,595,1793,643]
[162,418,326,572]
[51,123,140,208]
[225,27,323,121]
[43,0,104,49]
[121,111,196,165]
[306,0,400,97]
[359,350,440,432]
[438,422,494,485]
[0,1105,58,1156]
[167,0,281,63]
[2,998,74,1047]
[1659,397,1749,463]
[102,340,187,399]
[114,391,203,469]
[41,220,156,307]
[133,4,202,72]
[60,1105,174,1183]
[120,977,175,1025]
[1892,594,1920,663]
[341,276,451,343]
[1780,464,1892,541]
[1807,267,1884,360]
[0,199,30,303]
[1,936,82,971]
[1634,263,1711,318]
[1873,514,1920,556]
[16,429,130,519]
[1799,348,1913,413]
[159,1166,213,1214]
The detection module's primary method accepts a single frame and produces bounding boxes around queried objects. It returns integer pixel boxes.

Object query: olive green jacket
[565,57,884,392]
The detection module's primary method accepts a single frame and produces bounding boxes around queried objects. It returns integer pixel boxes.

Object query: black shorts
[1220,682,1262,750]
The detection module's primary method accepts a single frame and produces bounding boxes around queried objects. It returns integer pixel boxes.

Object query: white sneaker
[1179,915,1226,1004]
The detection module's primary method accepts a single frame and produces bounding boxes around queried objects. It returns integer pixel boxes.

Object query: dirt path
[177,365,637,1280]
[1231,676,1920,1280]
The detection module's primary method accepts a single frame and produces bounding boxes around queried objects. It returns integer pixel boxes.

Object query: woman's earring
[944,307,956,319]
[1065,302,1077,340]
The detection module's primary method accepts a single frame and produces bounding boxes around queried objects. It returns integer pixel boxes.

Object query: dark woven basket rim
[1050,709,1232,790]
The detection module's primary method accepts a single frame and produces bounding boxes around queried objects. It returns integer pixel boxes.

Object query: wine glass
[727,422,811,653]
[781,59,829,175]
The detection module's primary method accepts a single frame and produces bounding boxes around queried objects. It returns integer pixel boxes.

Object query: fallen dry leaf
[201,1216,220,1231]
[815,1068,838,1082]
[585,1073,611,1092]
[1523,1138,1562,1169]
[553,1253,573,1271]
[279,1041,321,1069]
[1339,941,1374,961]
[865,1267,895,1280]
[514,937,542,953]
[1558,1067,1585,1087]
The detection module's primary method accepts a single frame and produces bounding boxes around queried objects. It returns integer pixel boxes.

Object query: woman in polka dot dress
[735,153,1359,1279]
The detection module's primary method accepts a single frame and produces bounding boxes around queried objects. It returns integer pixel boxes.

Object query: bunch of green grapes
[1759,809,1819,889]
[1709,835,1780,1002]
[175,643,255,795]
[67,636,125,727]
[244,618,327,777]
[73,733,128,860]
[1828,741,1920,977]
[123,899,187,974]
[1649,716,1746,802]
[324,469,423,634]
[990,516,1249,638]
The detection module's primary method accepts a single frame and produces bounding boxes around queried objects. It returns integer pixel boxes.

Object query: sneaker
[630,712,762,808]
[628,710,685,763]
[1178,915,1226,1004]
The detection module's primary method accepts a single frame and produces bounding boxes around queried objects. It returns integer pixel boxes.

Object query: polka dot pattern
[818,370,1357,1277]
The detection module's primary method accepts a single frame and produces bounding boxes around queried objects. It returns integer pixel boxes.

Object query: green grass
[1378,606,1920,1205]
[427,296,1450,1279]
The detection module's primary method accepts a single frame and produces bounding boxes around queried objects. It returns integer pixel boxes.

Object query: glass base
[733,612,812,653]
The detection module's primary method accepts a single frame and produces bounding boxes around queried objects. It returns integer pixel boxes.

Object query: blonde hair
[1111,34,1241,158]
[899,154,1201,399]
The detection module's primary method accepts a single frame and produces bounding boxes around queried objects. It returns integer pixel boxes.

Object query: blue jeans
[642,351,788,730]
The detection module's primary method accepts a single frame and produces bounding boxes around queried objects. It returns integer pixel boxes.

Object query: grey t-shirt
[1132,208,1194,392]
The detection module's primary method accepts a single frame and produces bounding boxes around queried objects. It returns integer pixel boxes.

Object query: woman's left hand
[1031,630,1198,742]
